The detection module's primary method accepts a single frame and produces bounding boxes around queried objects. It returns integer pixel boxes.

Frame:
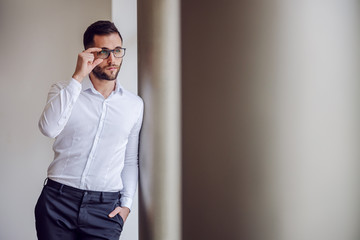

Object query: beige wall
[181,2,279,239]
[0,1,111,239]
[181,1,360,240]
[138,0,360,239]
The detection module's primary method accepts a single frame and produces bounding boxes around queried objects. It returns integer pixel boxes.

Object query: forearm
[120,103,143,209]
[38,79,81,138]
[120,162,139,210]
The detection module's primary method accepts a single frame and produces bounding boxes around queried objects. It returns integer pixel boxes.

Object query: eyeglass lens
[97,48,125,59]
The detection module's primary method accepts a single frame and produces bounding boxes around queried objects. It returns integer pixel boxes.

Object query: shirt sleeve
[120,99,144,210]
[38,78,82,138]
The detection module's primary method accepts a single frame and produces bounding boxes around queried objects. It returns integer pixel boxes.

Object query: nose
[107,51,116,63]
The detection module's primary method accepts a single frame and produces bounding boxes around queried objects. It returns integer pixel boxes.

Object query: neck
[89,73,116,98]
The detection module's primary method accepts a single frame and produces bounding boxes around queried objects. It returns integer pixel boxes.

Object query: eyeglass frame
[96,47,126,59]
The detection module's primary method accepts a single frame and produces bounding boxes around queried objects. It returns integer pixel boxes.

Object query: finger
[83,47,103,53]
[84,55,95,62]
[108,207,121,218]
[91,58,103,68]
[80,53,94,64]
[81,52,95,59]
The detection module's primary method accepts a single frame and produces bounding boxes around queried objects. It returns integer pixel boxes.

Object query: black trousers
[35,179,124,240]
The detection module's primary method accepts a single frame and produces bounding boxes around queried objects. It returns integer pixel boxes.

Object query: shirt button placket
[80,100,108,188]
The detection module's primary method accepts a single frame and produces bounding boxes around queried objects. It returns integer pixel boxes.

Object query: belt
[45,178,121,200]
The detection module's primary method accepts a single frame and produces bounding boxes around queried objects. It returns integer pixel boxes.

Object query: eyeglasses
[96,48,126,59]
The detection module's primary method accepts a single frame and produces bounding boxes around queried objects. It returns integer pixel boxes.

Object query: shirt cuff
[68,78,82,94]
[120,196,133,211]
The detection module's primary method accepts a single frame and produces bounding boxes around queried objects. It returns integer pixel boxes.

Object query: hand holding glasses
[96,47,126,59]
[72,47,126,83]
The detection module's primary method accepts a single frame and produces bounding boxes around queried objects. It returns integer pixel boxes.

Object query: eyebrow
[101,46,122,50]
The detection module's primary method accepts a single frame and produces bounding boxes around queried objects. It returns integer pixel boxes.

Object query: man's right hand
[72,47,104,82]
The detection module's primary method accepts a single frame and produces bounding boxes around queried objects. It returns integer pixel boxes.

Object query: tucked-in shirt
[38,76,143,209]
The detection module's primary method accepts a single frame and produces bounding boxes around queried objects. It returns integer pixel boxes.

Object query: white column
[137,0,181,240]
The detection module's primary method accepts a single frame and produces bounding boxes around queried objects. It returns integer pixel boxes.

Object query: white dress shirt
[38,76,143,209]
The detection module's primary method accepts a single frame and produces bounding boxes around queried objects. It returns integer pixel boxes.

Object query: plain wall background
[0,0,138,239]
[181,1,360,240]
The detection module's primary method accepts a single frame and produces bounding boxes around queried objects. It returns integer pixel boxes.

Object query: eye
[114,48,121,53]
[97,49,109,59]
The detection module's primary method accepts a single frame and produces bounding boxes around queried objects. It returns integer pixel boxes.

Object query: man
[35,20,143,240]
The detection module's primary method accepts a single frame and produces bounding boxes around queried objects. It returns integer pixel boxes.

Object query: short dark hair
[83,20,123,49]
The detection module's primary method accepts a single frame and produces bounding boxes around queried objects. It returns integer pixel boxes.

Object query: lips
[106,65,120,71]
[107,67,119,71]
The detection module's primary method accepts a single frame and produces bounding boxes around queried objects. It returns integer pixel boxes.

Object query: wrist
[121,206,130,213]
[72,73,83,83]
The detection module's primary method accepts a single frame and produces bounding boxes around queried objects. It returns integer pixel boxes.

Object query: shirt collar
[82,75,124,95]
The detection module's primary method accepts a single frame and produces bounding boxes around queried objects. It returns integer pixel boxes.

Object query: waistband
[45,178,121,200]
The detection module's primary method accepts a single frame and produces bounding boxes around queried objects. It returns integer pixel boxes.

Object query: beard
[92,64,121,81]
